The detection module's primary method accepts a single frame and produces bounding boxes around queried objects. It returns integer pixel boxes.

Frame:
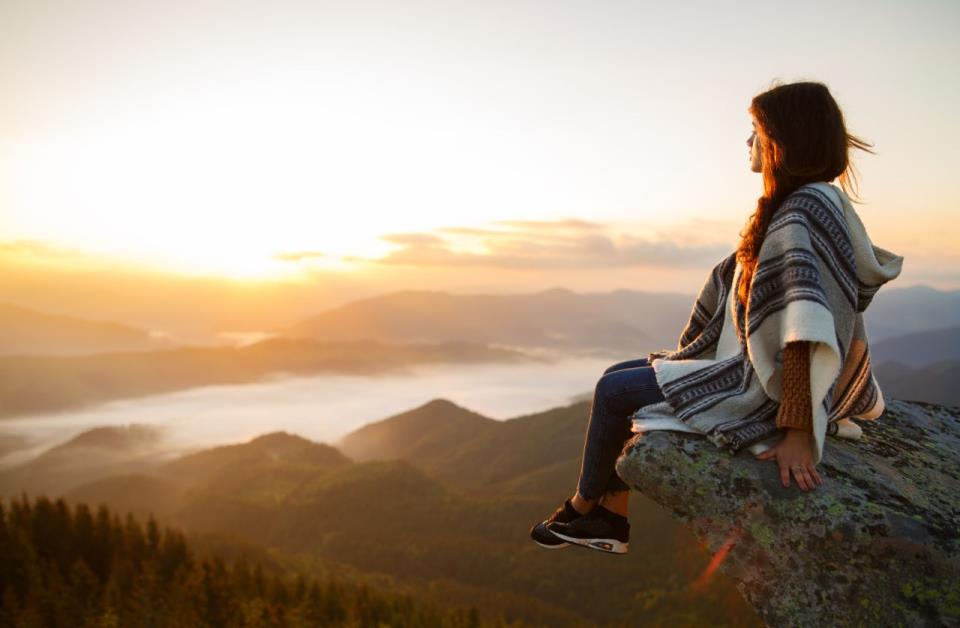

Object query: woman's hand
[754,429,822,491]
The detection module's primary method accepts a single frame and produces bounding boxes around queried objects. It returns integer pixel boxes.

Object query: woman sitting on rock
[530,80,903,555]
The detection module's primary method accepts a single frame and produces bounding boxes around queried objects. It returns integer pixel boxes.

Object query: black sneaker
[546,505,630,554]
[529,498,582,549]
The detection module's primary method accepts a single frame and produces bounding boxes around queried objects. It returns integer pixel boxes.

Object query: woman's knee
[594,368,662,416]
[602,362,622,376]
[594,372,613,401]
[603,357,649,375]
[593,372,624,412]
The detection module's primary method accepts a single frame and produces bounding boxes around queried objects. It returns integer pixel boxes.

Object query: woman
[529,81,903,555]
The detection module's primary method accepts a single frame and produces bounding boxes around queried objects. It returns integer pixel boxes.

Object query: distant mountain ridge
[336,398,501,464]
[874,360,960,407]
[862,285,960,341]
[336,397,593,496]
[281,285,960,357]
[0,424,169,497]
[870,325,960,367]
[0,301,179,356]
[0,338,531,421]
[160,431,353,485]
[3,284,956,362]
[279,287,696,358]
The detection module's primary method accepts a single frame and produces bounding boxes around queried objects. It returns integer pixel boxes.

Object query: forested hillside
[0,494,514,627]
[18,400,762,626]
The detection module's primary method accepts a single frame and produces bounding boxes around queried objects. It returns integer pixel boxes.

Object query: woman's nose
[746,133,754,147]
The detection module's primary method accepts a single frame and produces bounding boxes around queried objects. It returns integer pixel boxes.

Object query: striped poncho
[630,182,904,464]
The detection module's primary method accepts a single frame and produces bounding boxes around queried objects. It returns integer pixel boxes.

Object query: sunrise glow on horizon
[2,0,958,288]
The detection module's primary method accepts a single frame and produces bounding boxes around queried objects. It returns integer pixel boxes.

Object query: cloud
[435,226,515,237]
[0,239,124,271]
[435,218,604,241]
[379,233,448,246]
[361,218,731,269]
[492,218,605,232]
[0,239,90,260]
[274,250,326,262]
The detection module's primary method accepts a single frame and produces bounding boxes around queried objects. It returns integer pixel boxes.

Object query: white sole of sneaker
[547,529,629,554]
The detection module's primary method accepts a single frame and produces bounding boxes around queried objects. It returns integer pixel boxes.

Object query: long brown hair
[736,81,874,303]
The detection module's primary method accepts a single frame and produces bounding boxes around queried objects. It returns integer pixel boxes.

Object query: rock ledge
[615,399,960,627]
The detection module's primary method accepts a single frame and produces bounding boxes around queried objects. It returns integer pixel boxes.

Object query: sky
[1,0,958,293]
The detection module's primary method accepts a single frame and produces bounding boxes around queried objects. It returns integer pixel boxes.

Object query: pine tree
[146,515,161,557]
[72,503,98,582]
[299,580,328,626]
[123,512,147,570]
[323,578,348,624]
[0,495,527,628]
[89,505,114,584]
[67,559,103,624]
[232,553,254,597]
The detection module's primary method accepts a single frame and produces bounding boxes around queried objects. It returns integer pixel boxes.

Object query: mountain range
[0,301,178,356]
[7,284,958,358]
[280,285,960,350]
[873,360,960,407]
[869,325,960,368]
[1,285,956,422]
[277,287,695,358]
[0,397,763,627]
[0,338,531,420]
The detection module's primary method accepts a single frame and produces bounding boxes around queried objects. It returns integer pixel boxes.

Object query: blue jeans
[576,357,666,500]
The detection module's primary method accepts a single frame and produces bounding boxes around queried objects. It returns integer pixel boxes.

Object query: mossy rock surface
[615,399,960,628]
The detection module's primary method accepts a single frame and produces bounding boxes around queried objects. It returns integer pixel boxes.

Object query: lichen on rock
[615,399,960,627]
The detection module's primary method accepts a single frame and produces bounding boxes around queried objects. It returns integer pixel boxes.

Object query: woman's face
[747,121,762,173]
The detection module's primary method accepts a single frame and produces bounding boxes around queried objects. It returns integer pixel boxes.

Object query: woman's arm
[754,340,823,490]
[775,341,813,432]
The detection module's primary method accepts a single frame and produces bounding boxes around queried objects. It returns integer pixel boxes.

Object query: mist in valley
[0,354,611,470]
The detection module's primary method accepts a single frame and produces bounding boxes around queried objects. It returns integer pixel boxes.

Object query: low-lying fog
[0,356,615,467]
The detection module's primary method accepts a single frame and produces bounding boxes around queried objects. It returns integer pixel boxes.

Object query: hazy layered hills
[162,430,353,486]
[279,287,695,357]
[281,285,960,353]
[2,285,955,423]
[870,325,960,367]
[0,423,170,497]
[278,287,960,407]
[3,284,957,361]
[865,326,960,407]
[337,398,593,497]
[0,338,532,420]
[0,301,179,356]
[2,398,760,626]
[2,430,357,535]
[860,285,960,342]
[874,360,960,407]
[6,249,957,352]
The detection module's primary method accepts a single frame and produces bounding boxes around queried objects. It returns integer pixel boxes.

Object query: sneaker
[529,498,583,549]
[546,505,630,554]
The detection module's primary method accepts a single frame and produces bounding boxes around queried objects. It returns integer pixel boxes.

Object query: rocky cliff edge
[615,399,960,627]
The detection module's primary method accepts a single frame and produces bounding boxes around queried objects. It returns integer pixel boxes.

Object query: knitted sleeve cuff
[776,341,813,432]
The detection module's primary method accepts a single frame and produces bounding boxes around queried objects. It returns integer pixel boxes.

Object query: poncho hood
[816,182,904,311]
